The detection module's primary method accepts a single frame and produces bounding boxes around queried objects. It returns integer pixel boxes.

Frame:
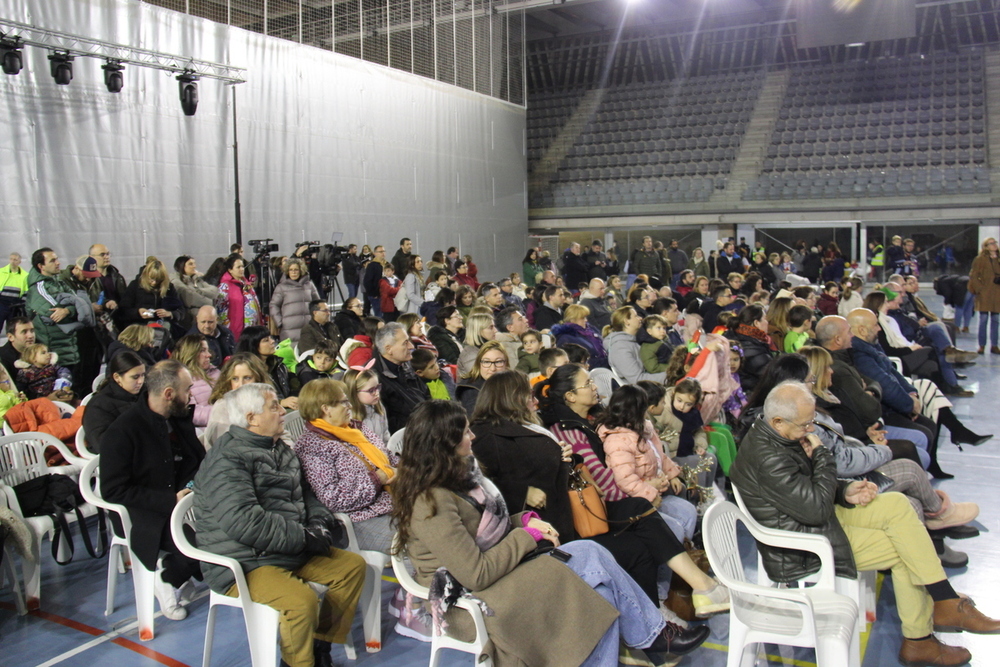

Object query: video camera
[248,238,279,254]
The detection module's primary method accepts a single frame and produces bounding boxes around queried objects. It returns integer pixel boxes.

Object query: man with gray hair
[494,305,529,363]
[731,381,1000,666]
[101,360,204,622]
[193,383,365,667]
[579,278,612,331]
[373,321,429,433]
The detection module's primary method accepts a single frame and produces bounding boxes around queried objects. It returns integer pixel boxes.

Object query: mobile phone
[549,548,572,563]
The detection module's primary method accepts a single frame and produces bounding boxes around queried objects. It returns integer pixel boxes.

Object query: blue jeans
[921,322,958,386]
[561,541,665,666]
[955,297,975,329]
[347,283,358,300]
[978,311,999,347]
[886,425,930,470]
[368,295,382,318]
[657,495,697,543]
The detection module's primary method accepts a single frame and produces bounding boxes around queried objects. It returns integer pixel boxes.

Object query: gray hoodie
[605,330,667,384]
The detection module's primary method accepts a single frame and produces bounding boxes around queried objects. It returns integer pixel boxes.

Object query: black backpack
[13,474,107,564]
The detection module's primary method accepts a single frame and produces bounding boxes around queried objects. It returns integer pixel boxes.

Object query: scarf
[735,323,769,344]
[671,405,704,457]
[539,401,607,464]
[307,419,394,482]
[428,460,504,630]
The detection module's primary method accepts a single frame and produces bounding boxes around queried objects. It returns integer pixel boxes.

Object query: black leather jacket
[730,416,857,582]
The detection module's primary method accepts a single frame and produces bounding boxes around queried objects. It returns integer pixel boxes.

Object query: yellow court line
[382,574,399,583]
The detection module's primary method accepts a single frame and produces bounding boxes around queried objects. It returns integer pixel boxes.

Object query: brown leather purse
[567,464,609,538]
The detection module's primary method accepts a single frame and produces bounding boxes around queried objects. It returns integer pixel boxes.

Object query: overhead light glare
[846,42,865,47]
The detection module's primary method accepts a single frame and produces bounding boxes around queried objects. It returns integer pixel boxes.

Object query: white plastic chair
[1,492,27,615]
[76,393,97,460]
[386,428,405,457]
[0,432,91,609]
[390,534,492,667]
[297,348,315,364]
[170,493,359,667]
[888,356,904,374]
[78,457,156,640]
[284,410,305,442]
[91,374,105,393]
[333,512,390,653]
[703,502,859,667]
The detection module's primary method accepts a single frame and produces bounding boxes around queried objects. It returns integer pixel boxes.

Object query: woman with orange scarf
[294,378,398,554]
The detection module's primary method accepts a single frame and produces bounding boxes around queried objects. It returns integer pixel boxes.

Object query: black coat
[373,351,430,434]
[455,377,485,416]
[427,325,463,364]
[100,399,205,570]
[298,319,341,356]
[730,330,775,394]
[471,420,575,540]
[116,280,187,335]
[561,252,590,290]
[362,262,383,296]
[81,381,142,454]
[188,324,235,368]
[333,311,362,342]
[107,340,158,367]
[533,304,563,331]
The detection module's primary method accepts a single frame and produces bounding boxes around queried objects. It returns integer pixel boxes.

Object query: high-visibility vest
[870,244,884,267]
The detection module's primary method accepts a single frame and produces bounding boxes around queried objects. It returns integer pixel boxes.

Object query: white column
[701,225,720,255]
[858,223,868,279]
[979,220,1000,247]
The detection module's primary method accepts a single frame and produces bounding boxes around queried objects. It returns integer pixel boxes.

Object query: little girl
[515,329,543,376]
[15,343,74,401]
[343,366,391,451]
[721,344,748,423]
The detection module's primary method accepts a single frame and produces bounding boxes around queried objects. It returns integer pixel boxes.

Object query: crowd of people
[4,232,1000,667]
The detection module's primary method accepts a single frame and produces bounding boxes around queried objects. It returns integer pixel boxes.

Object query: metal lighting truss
[0,17,247,83]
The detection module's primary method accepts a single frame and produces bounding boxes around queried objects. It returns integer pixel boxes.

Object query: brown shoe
[978,346,985,355]
[961,327,970,333]
[899,636,971,666]
[934,598,1000,634]
[992,346,1000,355]
[944,347,979,365]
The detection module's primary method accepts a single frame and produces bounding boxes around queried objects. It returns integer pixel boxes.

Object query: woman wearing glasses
[294,378,398,554]
[455,341,508,416]
[235,325,297,410]
[426,305,464,364]
[334,298,364,341]
[343,366,390,448]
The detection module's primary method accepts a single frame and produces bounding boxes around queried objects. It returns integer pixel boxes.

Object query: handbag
[567,464,609,538]
[847,469,896,493]
[12,474,108,564]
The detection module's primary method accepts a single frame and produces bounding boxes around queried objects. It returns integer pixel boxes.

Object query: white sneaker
[154,561,189,621]
[658,602,689,629]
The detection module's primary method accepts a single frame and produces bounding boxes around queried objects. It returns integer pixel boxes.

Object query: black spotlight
[48,52,73,85]
[0,37,22,75]
[177,72,199,116]
[102,61,124,93]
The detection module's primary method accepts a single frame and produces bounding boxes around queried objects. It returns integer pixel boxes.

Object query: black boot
[927,463,955,480]
[939,407,992,446]
[645,621,711,658]
[313,640,334,667]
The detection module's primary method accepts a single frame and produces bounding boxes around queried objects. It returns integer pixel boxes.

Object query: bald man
[188,305,235,367]
[579,278,612,330]
[731,381,1000,667]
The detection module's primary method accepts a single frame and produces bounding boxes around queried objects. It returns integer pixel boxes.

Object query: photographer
[342,244,361,300]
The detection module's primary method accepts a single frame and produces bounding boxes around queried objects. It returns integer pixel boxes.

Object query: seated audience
[236,326,297,409]
[725,304,776,394]
[173,334,220,428]
[203,352,274,448]
[783,304,814,353]
[188,305,235,368]
[15,343,73,401]
[515,329,542,375]
[372,322,430,434]
[637,315,672,374]
[193,382,366,667]
[530,346,568,388]
[81,350,146,454]
[343,367,391,447]
[342,316,382,370]
[605,306,667,384]
[410,348,455,400]
[297,299,341,356]
[457,312,497,378]
[533,285,567,331]
[297,339,339,386]
[426,305,463,364]
[0,316,35,388]
[332,298,363,343]
[817,281,840,316]
[455,340,509,415]
[397,312,435,354]
[109,323,159,367]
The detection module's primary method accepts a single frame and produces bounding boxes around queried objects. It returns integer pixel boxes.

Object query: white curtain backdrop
[0,0,527,281]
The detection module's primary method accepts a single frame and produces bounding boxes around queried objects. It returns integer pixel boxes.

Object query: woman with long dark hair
[217,253,261,341]
[726,304,776,393]
[171,255,219,322]
[81,350,146,454]
[391,399,709,667]
[235,325,297,409]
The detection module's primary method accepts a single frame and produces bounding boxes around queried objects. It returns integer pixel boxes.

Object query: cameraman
[342,244,361,300]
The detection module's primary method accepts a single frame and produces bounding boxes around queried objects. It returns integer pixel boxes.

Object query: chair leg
[3,546,27,615]
[726,621,751,667]
[244,603,281,667]
[360,557,384,652]
[132,560,156,642]
[203,603,219,667]
[105,544,120,616]
[23,530,42,610]
[428,640,443,667]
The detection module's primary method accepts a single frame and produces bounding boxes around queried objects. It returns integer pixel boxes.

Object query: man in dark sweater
[699,285,733,332]
[189,306,235,368]
[390,237,412,279]
[362,246,386,317]
[533,286,566,331]
[0,316,34,388]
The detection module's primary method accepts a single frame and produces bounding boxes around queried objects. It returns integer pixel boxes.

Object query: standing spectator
[968,237,1000,355]
[652,241,673,283]
[101,360,205,621]
[444,246,460,274]
[630,236,663,282]
[378,263,402,323]
[192,382,365,667]
[362,245,387,317]
[60,255,104,395]
[817,282,841,316]
[583,240,608,282]
[216,253,261,342]
[118,259,186,337]
[87,243,127,321]
[269,258,320,345]
[800,247,823,283]
[24,248,81,384]
[391,237,413,279]
[171,256,219,323]
[188,305,235,368]
[713,242,744,278]
[202,257,228,287]
[341,244,362,300]
[0,252,28,332]
[423,270,449,304]
[666,240,688,281]
[522,248,541,287]
[561,242,590,291]
[426,250,447,273]
[298,299,341,355]
[402,255,425,315]
[690,247,710,278]
[463,254,479,284]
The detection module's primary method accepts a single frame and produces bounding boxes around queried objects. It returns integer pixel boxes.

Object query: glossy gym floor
[3,293,999,667]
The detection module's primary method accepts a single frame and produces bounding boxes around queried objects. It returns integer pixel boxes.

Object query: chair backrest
[80,393,95,407]
[389,534,430,599]
[170,493,255,603]
[386,428,405,456]
[284,410,305,442]
[296,348,314,364]
[78,456,132,533]
[91,374,105,393]
[51,401,75,418]
[0,432,78,486]
[588,367,616,407]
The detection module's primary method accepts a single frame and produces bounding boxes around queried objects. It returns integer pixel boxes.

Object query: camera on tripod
[249,238,279,254]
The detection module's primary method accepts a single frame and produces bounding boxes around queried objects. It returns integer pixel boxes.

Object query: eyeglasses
[571,379,597,392]
[480,359,507,368]
[359,384,382,394]
[783,417,816,430]
[337,399,352,407]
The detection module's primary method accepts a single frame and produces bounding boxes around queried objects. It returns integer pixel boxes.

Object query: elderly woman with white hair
[193,382,366,667]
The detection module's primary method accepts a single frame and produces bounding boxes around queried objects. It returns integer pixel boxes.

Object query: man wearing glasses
[372,322,429,433]
[299,300,341,356]
[731,381,1000,667]
[87,243,127,315]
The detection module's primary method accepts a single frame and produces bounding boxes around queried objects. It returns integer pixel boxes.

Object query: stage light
[177,71,198,116]
[48,52,73,85]
[0,37,22,75]
[103,61,124,93]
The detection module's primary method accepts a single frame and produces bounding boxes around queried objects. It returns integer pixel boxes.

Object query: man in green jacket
[24,248,80,371]
[194,383,365,667]
[0,251,28,331]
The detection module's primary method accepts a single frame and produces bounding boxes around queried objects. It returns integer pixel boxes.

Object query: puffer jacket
[605,331,666,384]
[728,329,774,394]
[730,415,857,582]
[598,421,680,503]
[270,274,320,344]
[192,425,335,593]
[24,267,81,366]
[171,272,219,320]
[217,271,261,342]
[427,326,463,364]
[551,322,609,369]
[82,380,141,453]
